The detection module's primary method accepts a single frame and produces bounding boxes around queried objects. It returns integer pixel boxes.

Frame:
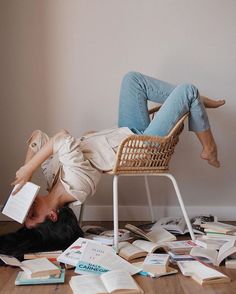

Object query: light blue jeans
[118,72,210,136]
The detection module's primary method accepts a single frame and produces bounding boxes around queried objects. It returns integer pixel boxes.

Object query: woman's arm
[12,130,68,194]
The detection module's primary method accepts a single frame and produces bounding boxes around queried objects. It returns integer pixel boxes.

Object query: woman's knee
[121,71,142,87]
[177,83,199,104]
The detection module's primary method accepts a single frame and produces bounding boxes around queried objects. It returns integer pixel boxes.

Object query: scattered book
[190,238,236,266]
[166,240,197,254]
[200,221,236,235]
[15,269,65,285]
[1,182,40,224]
[0,255,60,278]
[153,215,216,235]
[195,236,228,250]
[143,253,169,274]
[24,250,63,261]
[168,251,194,263]
[177,260,230,285]
[118,240,166,261]
[69,269,144,294]
[57,238,113,267]
[133,261,178,278]
[125,224,176,243]
[83,225,131,245]
[225,259,236,269]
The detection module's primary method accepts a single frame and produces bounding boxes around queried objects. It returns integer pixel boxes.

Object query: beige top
[53,127,133,205]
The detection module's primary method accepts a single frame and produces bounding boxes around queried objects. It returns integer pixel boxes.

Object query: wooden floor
[1,221,236,294]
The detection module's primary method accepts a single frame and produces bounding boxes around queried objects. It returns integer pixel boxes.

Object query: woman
[11,72,224,229]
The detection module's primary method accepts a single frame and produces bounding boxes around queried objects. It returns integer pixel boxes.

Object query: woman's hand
[11,164,34,195]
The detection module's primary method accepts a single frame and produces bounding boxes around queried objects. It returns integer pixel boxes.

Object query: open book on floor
[177,260,230,285]
[190,238,236,266]
[69,269,144,294]
[125,224,176,243]
[118,240,167,261]
[1,182,40,224]
[153,215,216,235]
[82,225,131,245]
[0,255,61,278]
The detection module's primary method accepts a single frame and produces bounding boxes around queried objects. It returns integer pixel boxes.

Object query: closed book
[143,253,169,274]
[15,269,65,285]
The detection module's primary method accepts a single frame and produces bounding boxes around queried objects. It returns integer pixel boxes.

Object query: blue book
[15,269,65,285]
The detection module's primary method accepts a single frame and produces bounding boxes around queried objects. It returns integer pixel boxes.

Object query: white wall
[1,0,236,220]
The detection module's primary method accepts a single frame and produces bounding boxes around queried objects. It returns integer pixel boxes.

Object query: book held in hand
[0,255,61,278]
[15,269,65,285]
[69,269,144,294]
[1,182,40,224]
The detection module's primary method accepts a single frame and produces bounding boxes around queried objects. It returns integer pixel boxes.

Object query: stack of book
[0,255,64,285]
[200,221,236,236]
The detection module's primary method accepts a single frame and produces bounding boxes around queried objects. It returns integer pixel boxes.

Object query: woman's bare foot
[201,96,225,108]
[201,148,220,168]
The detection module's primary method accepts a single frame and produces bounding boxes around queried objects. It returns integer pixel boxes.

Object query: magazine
[153,214,216,235]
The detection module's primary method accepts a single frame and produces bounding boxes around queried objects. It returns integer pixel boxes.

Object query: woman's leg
[118,72,220,167]
[118,71,176,133]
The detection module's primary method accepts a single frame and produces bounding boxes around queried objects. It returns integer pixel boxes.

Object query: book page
[97,252,141,275]
[101,270,142,293]
[0,255,22,267]
[57,238,90,266]
[192,262,228,280]
[190,247,218,264]
[217,239,236,265]
[69,275,107,294]
[2,182,40,223]
[119,241,145,259]
[133,240,161,253]
[22,258,59,274]
[147,227,176,243]
[153,217,186,234]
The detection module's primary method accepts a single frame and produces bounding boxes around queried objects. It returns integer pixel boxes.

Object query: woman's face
[25,196,57,228]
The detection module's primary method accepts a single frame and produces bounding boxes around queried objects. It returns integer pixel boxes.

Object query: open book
[0,255,60,278]
[153,215,216,235]
[177,260,230,285]
[190,238,236,266]
[125,224,176,243]
[57,237,114,267]
[69,270,143,294]
[118,240,167,261]
[83,225,131,245]
[1,182,40,224]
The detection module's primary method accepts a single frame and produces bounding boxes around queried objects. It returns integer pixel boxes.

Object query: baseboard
[81,205,235,221]
[1,204,235,222]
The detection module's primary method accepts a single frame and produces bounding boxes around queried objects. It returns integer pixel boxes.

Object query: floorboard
[1,221,236,294]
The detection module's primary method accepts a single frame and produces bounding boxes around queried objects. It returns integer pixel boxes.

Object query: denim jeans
[118,72,210,136]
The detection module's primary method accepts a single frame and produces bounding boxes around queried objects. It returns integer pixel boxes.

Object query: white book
[2,182,40,224]
[0,255,60,278]
[190,238,236,266]
[177,260,230,285]
[143,253,169,274]
[69,270,143,294]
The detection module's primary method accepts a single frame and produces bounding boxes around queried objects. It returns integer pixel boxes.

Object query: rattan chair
[106,107,195,252]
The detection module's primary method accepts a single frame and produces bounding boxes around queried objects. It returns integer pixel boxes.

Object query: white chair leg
[113,175,119,253]
[144,176,155,222]
[165,173,195,240]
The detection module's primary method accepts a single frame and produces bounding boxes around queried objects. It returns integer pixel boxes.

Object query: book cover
[15,269,65,285]
[2,182,40,224]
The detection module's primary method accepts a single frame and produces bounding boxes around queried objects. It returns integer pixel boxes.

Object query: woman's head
[0,206,84,261]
